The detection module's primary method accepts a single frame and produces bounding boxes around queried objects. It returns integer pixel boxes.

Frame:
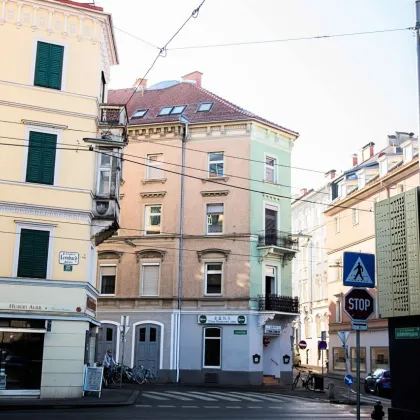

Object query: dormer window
[338,182,347,198]
[379,160,388,176]
[403,143,413,163]
[158,105,186,116]
[358,172,366,189]
[132,109,148,118]
[198,102,213,112]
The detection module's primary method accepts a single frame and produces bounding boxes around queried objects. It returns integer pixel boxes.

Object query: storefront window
[333,347,346,371]
[203,328,221,368]
[371,347,389,371]
[0,319,45,390]
[350,347,366,373]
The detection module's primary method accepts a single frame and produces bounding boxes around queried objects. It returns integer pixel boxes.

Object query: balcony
[99,104,127,127]
[257,230,299,251]
[258,294,300,313]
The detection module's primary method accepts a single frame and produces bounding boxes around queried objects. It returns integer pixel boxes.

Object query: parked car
[293,352,301,367]
[364,368,391,397]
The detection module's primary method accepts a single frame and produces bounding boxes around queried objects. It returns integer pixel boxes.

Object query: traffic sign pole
[356,329,361,420]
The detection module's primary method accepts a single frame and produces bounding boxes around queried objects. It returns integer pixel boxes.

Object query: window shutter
[142,265,159,296]
[26,132,43,183]
[40,133,57,185]
[49,44,64,90]
[34,42,64,90]
[34,42,50,88]
[17,229,49,278]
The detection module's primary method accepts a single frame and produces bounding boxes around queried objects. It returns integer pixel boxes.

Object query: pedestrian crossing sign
[343,252,375,288]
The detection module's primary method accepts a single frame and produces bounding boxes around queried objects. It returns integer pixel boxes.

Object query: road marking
[204,405,220,408]
[206,391,241,401]
[182,405,198,408]
[226,406,241,409]
[226,392,269,402]
[162,391,194,401]
[184,391,218,401]
[245,392,287,402]
[158,405,175,408]
[141,392,169,400]
[135,405,152,408]
[247,406,263,409]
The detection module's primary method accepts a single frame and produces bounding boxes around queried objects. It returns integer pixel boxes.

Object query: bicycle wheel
[292,373,300,390]
[306,375,315,391]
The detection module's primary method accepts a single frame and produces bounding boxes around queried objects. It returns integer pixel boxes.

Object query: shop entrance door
[96,324,118,363]
[135,324,160,377]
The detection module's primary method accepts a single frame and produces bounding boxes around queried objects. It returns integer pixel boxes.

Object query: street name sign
[343,288,375,322]
[343,252,375,288]
[395,327,420,339]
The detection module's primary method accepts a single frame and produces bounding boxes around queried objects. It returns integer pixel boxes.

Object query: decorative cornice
[140,191,167,198]
[22,119,68,130]
[136,249,166,263]
[141,178,167,185]
[201,177,229,184]
[0,202,92,222]
[98,250,124,261]
[263,194,282,202]
[200,190,229,197]
[197,248,231,262]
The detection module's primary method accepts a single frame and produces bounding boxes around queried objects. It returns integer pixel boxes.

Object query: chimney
[181,71,203,87]
[362,142,375,161]
[352,154,358,167]
[325,169,336,180]
[300,188,308,196]
[133,78,147,89]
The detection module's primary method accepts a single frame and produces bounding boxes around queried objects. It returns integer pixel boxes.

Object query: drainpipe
[176,115,189,383]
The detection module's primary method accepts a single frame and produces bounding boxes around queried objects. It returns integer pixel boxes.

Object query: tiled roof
[54,0,103,11]
[108,82,299,136]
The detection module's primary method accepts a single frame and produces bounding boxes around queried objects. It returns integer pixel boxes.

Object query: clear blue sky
[98,0,417,191]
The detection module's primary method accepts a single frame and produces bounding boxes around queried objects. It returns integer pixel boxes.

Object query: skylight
[158,105,187,116]
[170,105,186,115]
[198,102,213,112]
[132,109,148,118]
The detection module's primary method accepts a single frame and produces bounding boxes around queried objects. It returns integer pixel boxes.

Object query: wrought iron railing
[257,230,299,250]
[100,105,126,125]
[258,294,299,313]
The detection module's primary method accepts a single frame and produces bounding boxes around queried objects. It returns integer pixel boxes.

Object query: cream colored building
[0,0,124,398]
[325,132,418,375]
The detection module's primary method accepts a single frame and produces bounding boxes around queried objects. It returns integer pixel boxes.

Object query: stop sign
[343,288,375,322]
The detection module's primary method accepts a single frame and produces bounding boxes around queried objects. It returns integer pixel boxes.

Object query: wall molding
[200,190,229,197]
[21,119,68,130]
[140,191,167,199]
[197,248,231,262]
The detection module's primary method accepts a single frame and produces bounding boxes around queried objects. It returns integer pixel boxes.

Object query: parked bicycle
[98,362,156,387]
[292,369,315,391]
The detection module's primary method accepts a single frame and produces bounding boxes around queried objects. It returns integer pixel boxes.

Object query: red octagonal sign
[343,288,375,322]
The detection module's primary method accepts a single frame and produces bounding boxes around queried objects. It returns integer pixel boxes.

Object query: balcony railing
[258,294,299,313]
[257,230,299,251]
[100,105,127,126]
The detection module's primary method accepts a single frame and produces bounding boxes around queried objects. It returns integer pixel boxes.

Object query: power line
[168,26,415,51]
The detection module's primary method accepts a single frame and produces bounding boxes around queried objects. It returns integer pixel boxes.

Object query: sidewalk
[0,389,139,411]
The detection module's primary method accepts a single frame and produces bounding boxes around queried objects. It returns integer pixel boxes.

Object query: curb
[0,390,139,411]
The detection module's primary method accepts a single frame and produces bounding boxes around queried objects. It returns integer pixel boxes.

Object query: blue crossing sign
[343,252,375,288]
[344,374,354,386]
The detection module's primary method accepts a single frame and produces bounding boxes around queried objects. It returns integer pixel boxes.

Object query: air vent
[204,373,219,384]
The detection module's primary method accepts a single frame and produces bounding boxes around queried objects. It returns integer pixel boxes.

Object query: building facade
[325,132,418,376]
[96,73,300,385]
[291,174,333,368]
[0,0,124,398]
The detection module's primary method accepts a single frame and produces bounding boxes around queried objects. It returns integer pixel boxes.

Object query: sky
[96,0,418,192]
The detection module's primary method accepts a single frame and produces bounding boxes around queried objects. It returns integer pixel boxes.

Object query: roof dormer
[401,137,418,163]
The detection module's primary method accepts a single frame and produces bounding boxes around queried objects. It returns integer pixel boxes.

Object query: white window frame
[208,152,224,178]
[352,208,359,225]
[22,124,62,186]
[204,261,223,296]
[264,264,279,295]
[96,151,113,196]
[13,222,55,279]
[379,159,388,177]
[144,204,162,235]
[140,262,160,296]
[403,143,413,163]
[30,37,69,91]
[357,171,366,189]
[99,264,117,296]
[334,215,340,233]
[336,298,342,323]
[206,203,224,235]
[202,327,222,369]
[264,154,277,183]
[338,182,347,198]
[146,154,164,179]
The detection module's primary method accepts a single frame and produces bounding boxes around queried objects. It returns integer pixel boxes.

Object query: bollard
[327,382,335,399]
[371,400,385,419]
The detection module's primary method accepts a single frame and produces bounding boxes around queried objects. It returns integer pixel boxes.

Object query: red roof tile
[54,0,103,12]
[108,82,298,136]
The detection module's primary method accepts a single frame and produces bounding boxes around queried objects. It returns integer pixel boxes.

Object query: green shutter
[34,42,64,90]
[17,229,49,279]
[26,131,57,185]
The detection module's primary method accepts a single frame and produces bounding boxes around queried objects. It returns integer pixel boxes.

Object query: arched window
[316,315,322,338]
[305,317,311,338]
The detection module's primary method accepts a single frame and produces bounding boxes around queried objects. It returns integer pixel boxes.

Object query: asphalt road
[2,389,378,419]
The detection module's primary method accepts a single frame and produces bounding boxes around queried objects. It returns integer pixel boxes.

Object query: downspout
[176,115,189,383]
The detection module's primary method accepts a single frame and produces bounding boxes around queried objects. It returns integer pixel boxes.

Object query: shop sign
[59,252,79,265]
[2,303,82,313]
[64,265,73,272]
[86,296,97,313]
[264,325,282,335]
[234,330,247,335]
[198,315,247,325]
[395,327,420,339]
[83,366,104,395]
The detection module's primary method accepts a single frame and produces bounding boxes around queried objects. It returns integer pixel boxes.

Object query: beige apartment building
[324,132,418,376]
[96,73,301,385]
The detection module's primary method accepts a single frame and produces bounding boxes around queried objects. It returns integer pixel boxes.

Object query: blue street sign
[344,374,354,386]
[343,252,375,288]
[318,340,327,350]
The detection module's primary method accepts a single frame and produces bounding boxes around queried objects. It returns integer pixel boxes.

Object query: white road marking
[226,392,270,402]
[162,391,194,401]
[206,391,241,401]
[204,405,220,408]
[158,405,175,408]
[141,392,170,400]
[184,391,218,401]
[135,405,152,408]
[247,406,263,409]
[182,405,198,408]
[226,406,241,409]
[244,392,287,402]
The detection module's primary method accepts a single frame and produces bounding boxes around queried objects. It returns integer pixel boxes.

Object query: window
[304,317,311,338]
[100,265,116,295]
[205,263,223,295]
[106,328,113,342]
[336,298,342,323]
[379,160,388,176]
[158,105,186,116]
[352,208,359,225]
[141,264,159,296]
[34,41,64,90]
[17,229,50,278]
[316,315,321,338]
[132,109,148,118]
[371,347,389,371]
[97,152,112,195]
[333,347,347,371]
[99,72,106,103]
[139,328,146,342]
[147,154,164,179]
[265,156,276,182]
[203,328,221,368]
[338,183,346,198]
[358,172,366,189]
[198,102,213,112]
[208,152,224,177]
[26,131,57,185]
[145,205,162,235]
[403,144,413,163]
[334,215,340,233]
[350,347,366,372]
[206,204,224,234]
